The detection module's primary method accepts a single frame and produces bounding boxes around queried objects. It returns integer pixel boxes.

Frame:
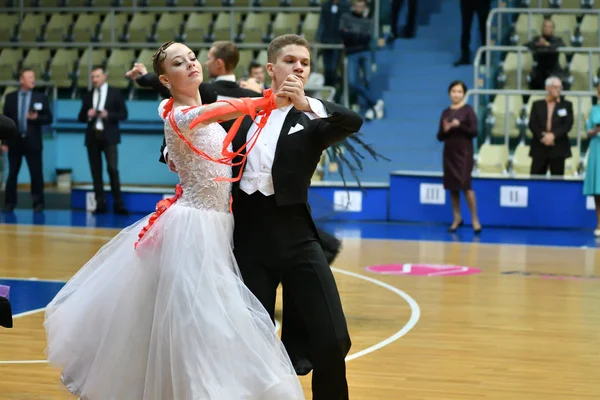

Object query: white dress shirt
[91,83,108,130]
[240,97,328,196]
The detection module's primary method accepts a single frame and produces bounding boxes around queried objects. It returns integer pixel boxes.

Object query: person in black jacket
[0,114,17,141]
[0,285,12,328]
[2,68,53,212]
[78,66,129,214]
[527,76,574,175]
[223,34,362,400]
[340,0,384,120]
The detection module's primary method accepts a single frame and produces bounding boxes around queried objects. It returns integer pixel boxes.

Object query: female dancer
[44,41,305,399]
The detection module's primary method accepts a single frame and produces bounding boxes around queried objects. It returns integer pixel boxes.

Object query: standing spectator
[525,19,566,90]
[583,84,600,236]
[2,68,52,212]
[454,0,491,66]
[436,80,481,233]
[78,65,129,214]
[316,0,351,87]
[388,0,416,41]
[527,76,574,176]
[340,0,384,120]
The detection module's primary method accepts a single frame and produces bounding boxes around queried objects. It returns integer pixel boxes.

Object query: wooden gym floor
[0,217,599,399]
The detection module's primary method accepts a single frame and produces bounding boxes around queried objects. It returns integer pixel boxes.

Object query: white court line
[331,267,420,362]
[0,230,421,365]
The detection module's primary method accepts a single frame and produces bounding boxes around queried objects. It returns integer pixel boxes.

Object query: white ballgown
[43,99,305,400]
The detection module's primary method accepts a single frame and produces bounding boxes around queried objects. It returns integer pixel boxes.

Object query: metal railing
[486,7,600,51]
[473,45,600,113]
[0,80,57,101]
[465,88,595,155]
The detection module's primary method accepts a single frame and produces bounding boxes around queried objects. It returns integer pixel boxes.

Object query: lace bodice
[160,99,232,213]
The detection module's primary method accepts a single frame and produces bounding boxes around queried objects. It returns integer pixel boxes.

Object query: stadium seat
[501,51,534,89]
[235,49,254,78]
[127,13,157,43]
[45,13,73,42]
[565,95,592,139]
[565,146,581,175]
[72,13,102,43]
[550,14,576,45]
[477,143,509,174]
[99,12,128,42]
[18,13,47,42]
[155,12,184,43]
[183,12,213,42]
[0,13,19,42]
[569,53,599,91]
[211,12,241,42]
[302,12,319,43]
[0,86,18,113]
[0,49,23,81]
[22,49,51,80]
[489,95,523,139]
[49,49,79,88]
[512,144,532,176]
[513,13,544,44]
[271,12,301,38]
[105,49,136,89]
[579,14,598,47]
[239,12,271,43]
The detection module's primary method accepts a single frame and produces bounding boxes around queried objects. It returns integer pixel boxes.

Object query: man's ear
[265,63,275,78]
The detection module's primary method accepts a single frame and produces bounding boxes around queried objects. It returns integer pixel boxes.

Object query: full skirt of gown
[43,204,305,399]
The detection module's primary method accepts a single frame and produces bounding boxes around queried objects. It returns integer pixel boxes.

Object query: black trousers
[0,297,12,328]
[87,133,123,206]
[233,192,351,400]
[390,0,417,36]
[5,138,44,207]
[530,155,566,176]
[459,0,491,58]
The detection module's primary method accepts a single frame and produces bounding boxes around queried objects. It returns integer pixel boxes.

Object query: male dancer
[203,34,362,400]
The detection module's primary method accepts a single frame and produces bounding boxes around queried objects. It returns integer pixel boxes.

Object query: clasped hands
[274,75,311,111]
[541,132,555,146]
[442,118,460,133]
[87,109,108,119]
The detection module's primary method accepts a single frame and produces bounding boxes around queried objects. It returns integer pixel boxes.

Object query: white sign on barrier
[587,196,595,210]
[85,192,96,212]
[419,183,445,205]
[500,186,528,208]
[333,190,363,212]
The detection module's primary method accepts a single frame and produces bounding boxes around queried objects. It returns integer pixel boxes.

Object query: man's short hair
[211,41,240,72]
[267,34,311,63]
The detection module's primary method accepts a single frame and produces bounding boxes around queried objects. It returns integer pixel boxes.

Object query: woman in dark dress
[437,80,482,233]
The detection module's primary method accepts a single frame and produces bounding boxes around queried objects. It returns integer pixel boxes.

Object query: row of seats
[516,0,597,9]
[487,94,597,139]
[0,11,319,44]
[498,51,600,91]
[477,143,588,176]
[0,46,326,89]
[512,13,600,48]
[2,0,320,7]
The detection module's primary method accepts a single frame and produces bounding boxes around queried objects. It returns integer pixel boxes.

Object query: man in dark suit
[227,34,362,400]
[0,114,18,141]
[0,285,12,328]
[78,65,129,214]
[2,68,52,212]
[528,76,574,176]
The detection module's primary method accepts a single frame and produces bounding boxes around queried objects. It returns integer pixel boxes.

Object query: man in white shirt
[229,34,363,400]
[78,66,128,214]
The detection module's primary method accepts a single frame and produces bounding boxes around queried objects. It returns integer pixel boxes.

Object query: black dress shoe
[114,205,130,215]
[293,358,313,376]
[33,204,44,212]
[3,204,15,212]
[93,205,107,215]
